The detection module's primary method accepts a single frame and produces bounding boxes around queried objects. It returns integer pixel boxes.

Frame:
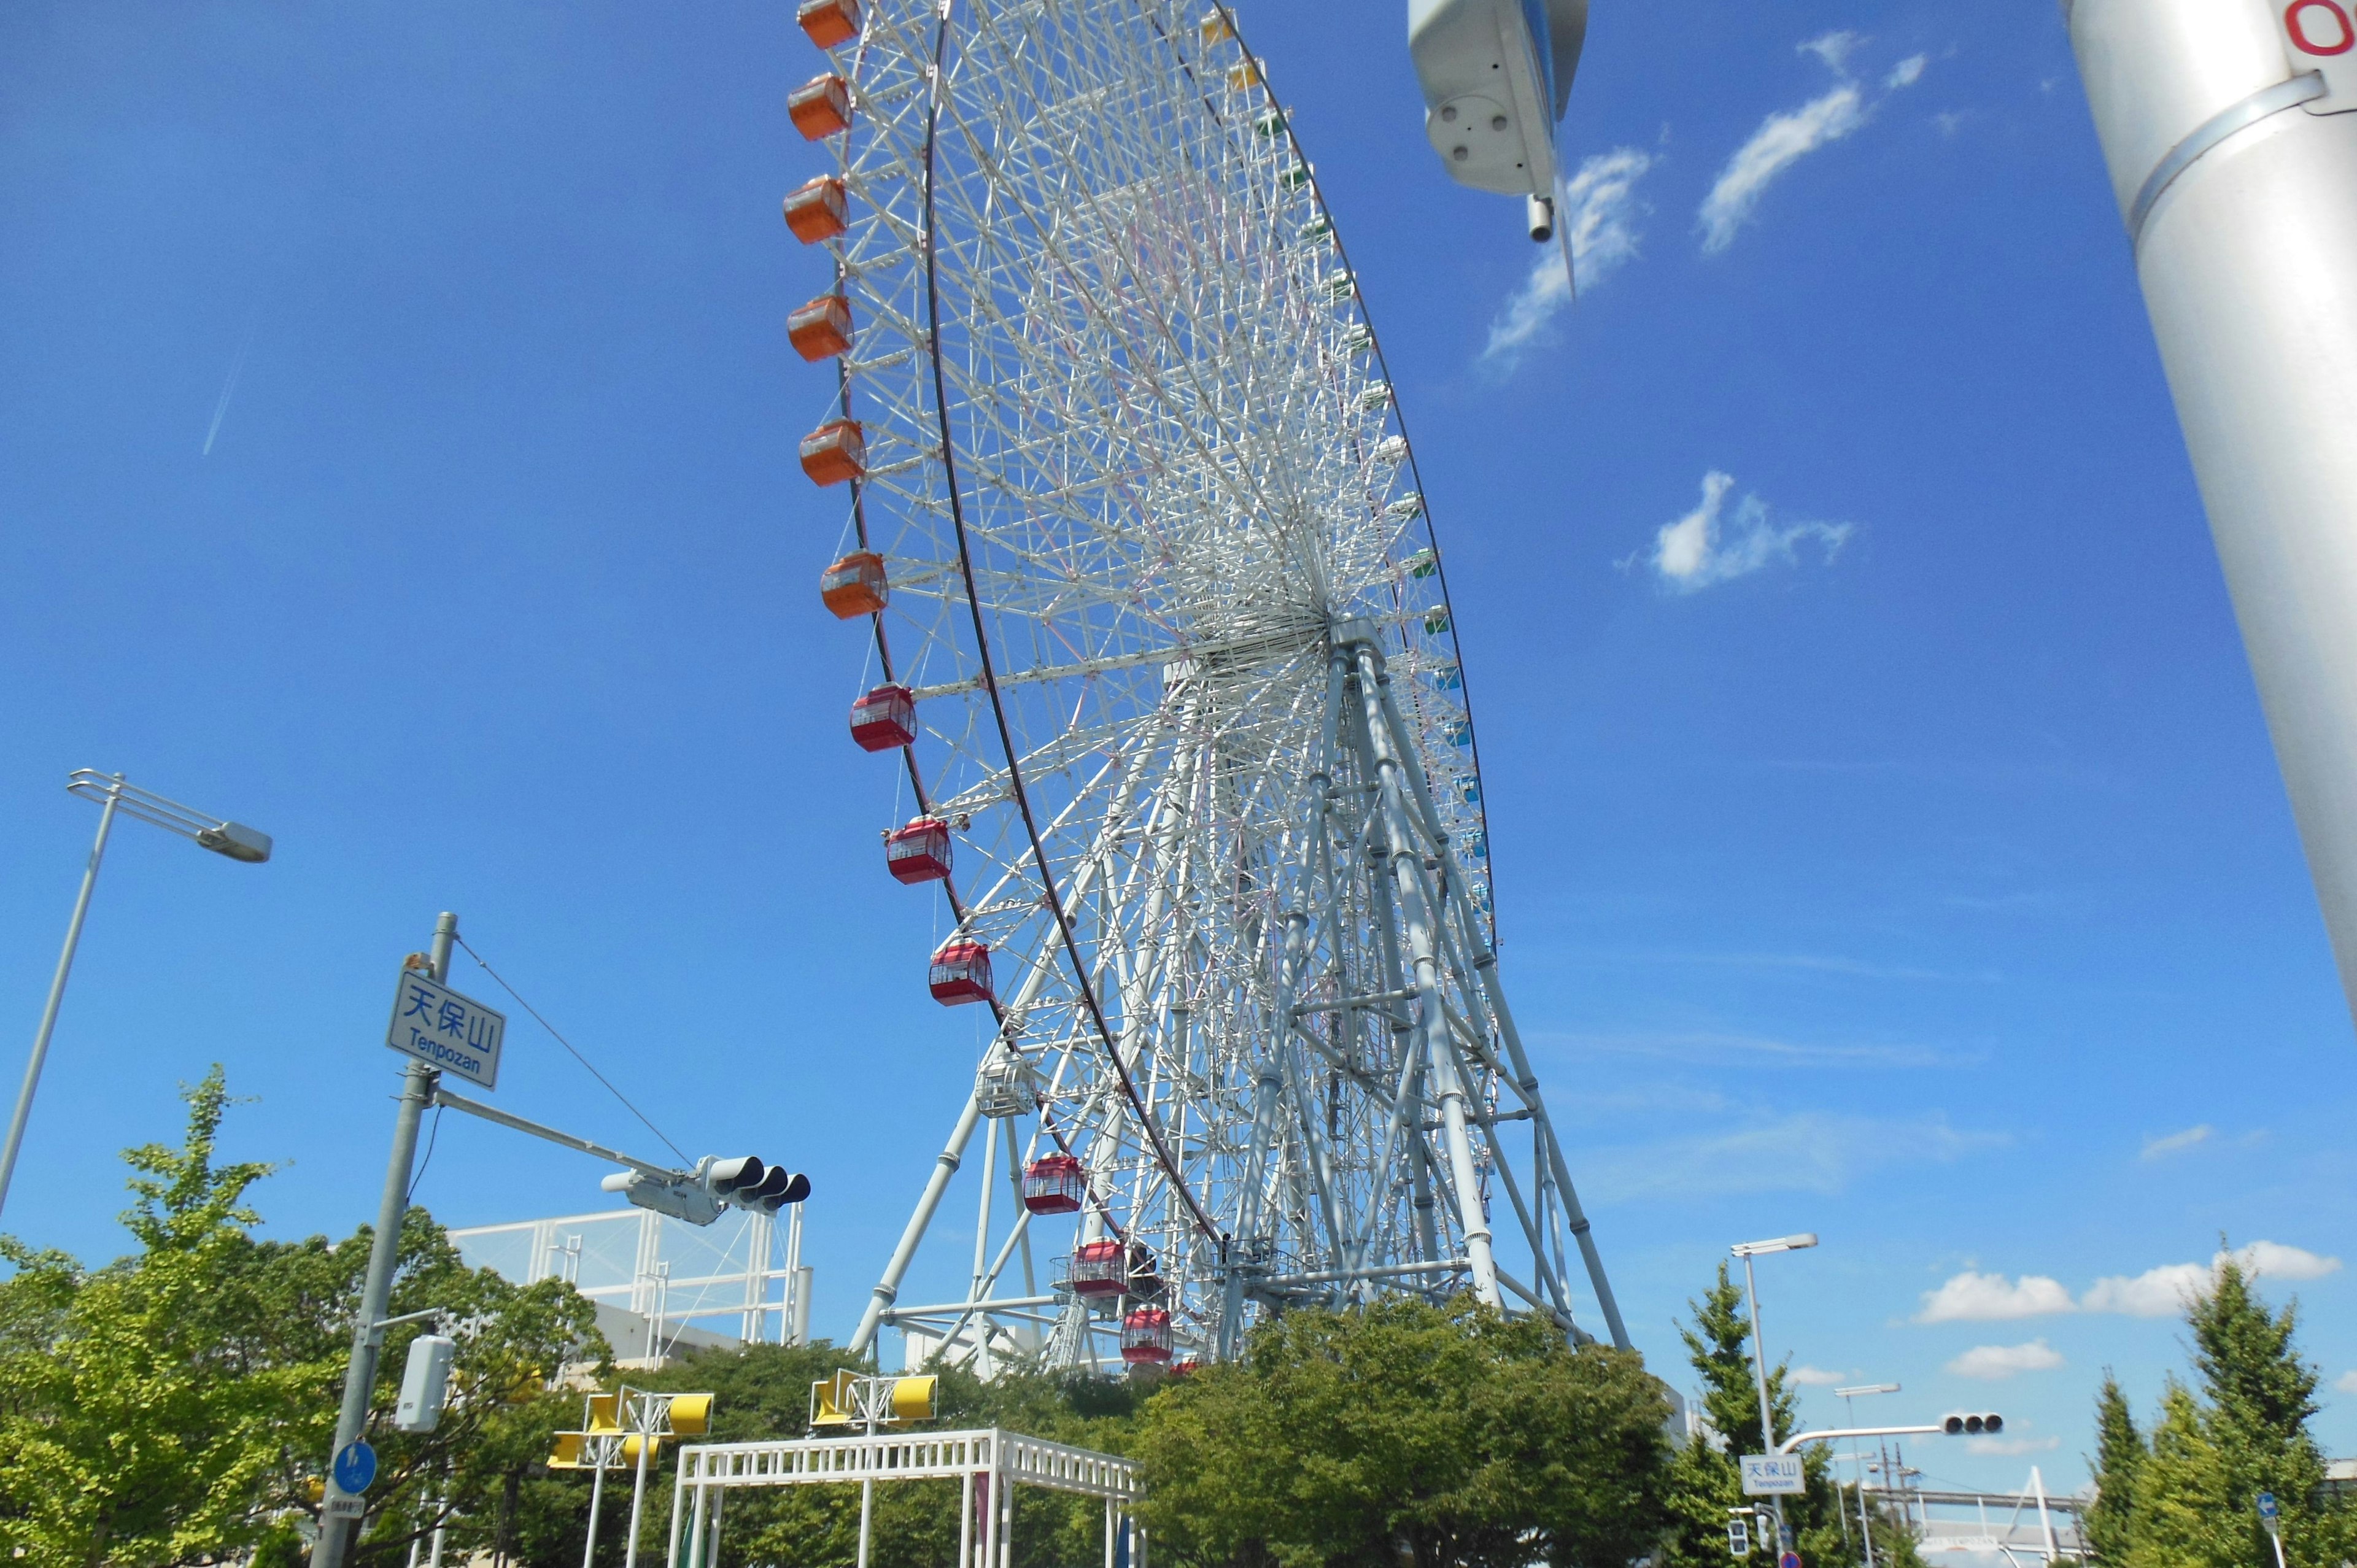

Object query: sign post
[316,914,466,1568]
[2258,1491,2286,1568]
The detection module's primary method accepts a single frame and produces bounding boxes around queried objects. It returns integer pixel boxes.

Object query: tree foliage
[2083,1253,2352,1567]
[1652,1264,1923,1568]
[1131,1296,1670,1568]
[0,1070,606,1568]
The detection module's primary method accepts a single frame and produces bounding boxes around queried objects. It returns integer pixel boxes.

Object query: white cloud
[1916,1272,2076,1324]
[1947,1340,2067,1380]
[2231,1241,2342,1281]
[1698,86,1866,252]
[2081,1242,2342,1317]
[1480,148,1654,367]
[1647,471,1854,592]
[1790,1365,1850,1387]
[2083,1262,2215,1318]
[1968,1433,2063,1455]
[1697,39,1930,253]
[2336,1371,2357,1396]
[1798,31,1864,72]
[2141,1124,2213,1161]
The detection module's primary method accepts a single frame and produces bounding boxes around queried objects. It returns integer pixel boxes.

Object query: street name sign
[1740,1454,1805,1496]
[385,971,505,1089]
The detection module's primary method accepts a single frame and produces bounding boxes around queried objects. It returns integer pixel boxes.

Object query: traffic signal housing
[703,1156,811,1214]
[1943,1412,2005,1435]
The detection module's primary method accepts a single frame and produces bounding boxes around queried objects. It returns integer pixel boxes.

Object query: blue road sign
[1780,1553,1802,1568]
[333,1439,377,1495]
[2258,1491,2280,1520]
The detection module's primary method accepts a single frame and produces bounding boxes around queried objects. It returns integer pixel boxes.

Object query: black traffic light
[1943,1412,2004,1435]
[702,1156,812,1214]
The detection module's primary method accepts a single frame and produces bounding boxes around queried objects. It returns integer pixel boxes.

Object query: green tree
[2124,1381,2237,1568]
[0,1070,607,1568]
[1132,1296,1670,1568]
[1654,1264,1922,1568]
[0,1068,328,1568]
[2083,1371,2145,1564]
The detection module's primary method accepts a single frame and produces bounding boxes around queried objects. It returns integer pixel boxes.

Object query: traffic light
[1725,1517,1749,1557]
[598,1158,810,1226]
[702,1156,812,1215]
[1943,1412,2005,1435]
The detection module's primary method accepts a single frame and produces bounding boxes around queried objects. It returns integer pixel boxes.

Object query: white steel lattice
[790,0,1626,1367]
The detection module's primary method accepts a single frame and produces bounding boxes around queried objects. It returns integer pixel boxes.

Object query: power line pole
[314,913,455,1568]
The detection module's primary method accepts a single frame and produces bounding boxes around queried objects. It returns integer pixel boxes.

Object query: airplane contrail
[201,313,259,457]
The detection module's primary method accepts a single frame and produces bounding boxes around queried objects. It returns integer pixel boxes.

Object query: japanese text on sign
[384,971,505,1089]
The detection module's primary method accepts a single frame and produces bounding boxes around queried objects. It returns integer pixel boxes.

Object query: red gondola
[1120,1308,1173,1364]
[927,940,993,1006]
[796,0,861,49]
[884,818,952,884]
[849,684,915,751]
[786,75,851,141]
[799,419,865,487]
[1069,1239,1127,1297]
[789,293,855,361]
[1021,1154,1085,1215]
[821,551,887,618]
[781,176,849,245]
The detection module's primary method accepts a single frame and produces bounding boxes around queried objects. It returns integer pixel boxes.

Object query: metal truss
[797,0,1627,1367]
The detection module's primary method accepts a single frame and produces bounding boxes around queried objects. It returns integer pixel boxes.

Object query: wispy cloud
[1798,31,1864,72]
[2081,1242,2341,1318]
[1549,1029,1957,1070]
[1917,1272,2076,1324]
[203,311,261,458]
[1790,1365,1852,1387]
[1947,1339,2066,1380]
[2336,1370,2357,1396]
[1480,147,1655,368]
[1643,471,1854,592]
[1698,39,1928,253]
[2140,1124,2213,1161]
[1585,1112,2005,1202]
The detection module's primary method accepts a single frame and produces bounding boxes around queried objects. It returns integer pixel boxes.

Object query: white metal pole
[2066,0,2357,1022]
[0,778,121,1218]
[706,1489,723,1568]
[684,1477,708,1568]
[624,1429,654,1568]
[1739,1253,1787,1543]
[852,1094,984,1354]
[582,1453,608,1568]
[960,1467,974,1568]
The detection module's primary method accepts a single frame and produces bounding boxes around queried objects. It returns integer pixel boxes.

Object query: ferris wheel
[777,0,1627,1371]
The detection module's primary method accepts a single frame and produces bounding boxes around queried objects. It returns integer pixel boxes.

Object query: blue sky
[4,0,2353,1497]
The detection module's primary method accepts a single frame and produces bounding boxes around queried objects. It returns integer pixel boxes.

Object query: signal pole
[2064,0,2357,1022]
[314,913,455,1568]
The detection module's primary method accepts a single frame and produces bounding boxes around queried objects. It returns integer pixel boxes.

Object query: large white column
[2067,0,2357,1018]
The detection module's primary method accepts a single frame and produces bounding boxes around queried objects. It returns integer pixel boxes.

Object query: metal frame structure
[667,1430,1138,1568]
[798,0,1623,1367]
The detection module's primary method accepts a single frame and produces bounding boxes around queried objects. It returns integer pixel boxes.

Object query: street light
[1835,1382,1901,1568]
[1731,1232,1819,1550]
[0,770,271,1218]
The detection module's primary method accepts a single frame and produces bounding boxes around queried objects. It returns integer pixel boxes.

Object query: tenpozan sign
[385,971,505,1089]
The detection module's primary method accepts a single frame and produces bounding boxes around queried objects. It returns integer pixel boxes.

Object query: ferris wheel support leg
[1350,642,1500,1310]
[1461,935,1630,1353]
[851,1092,985,1358]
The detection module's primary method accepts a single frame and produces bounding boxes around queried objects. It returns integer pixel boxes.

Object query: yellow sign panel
[668,1394,713,1436]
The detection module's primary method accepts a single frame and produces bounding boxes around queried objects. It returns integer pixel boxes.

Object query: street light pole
[315,914,454,1568]
[1835,1383,1900,1568]
[1732,1233,1818,1551]
[0,771,272,1221]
